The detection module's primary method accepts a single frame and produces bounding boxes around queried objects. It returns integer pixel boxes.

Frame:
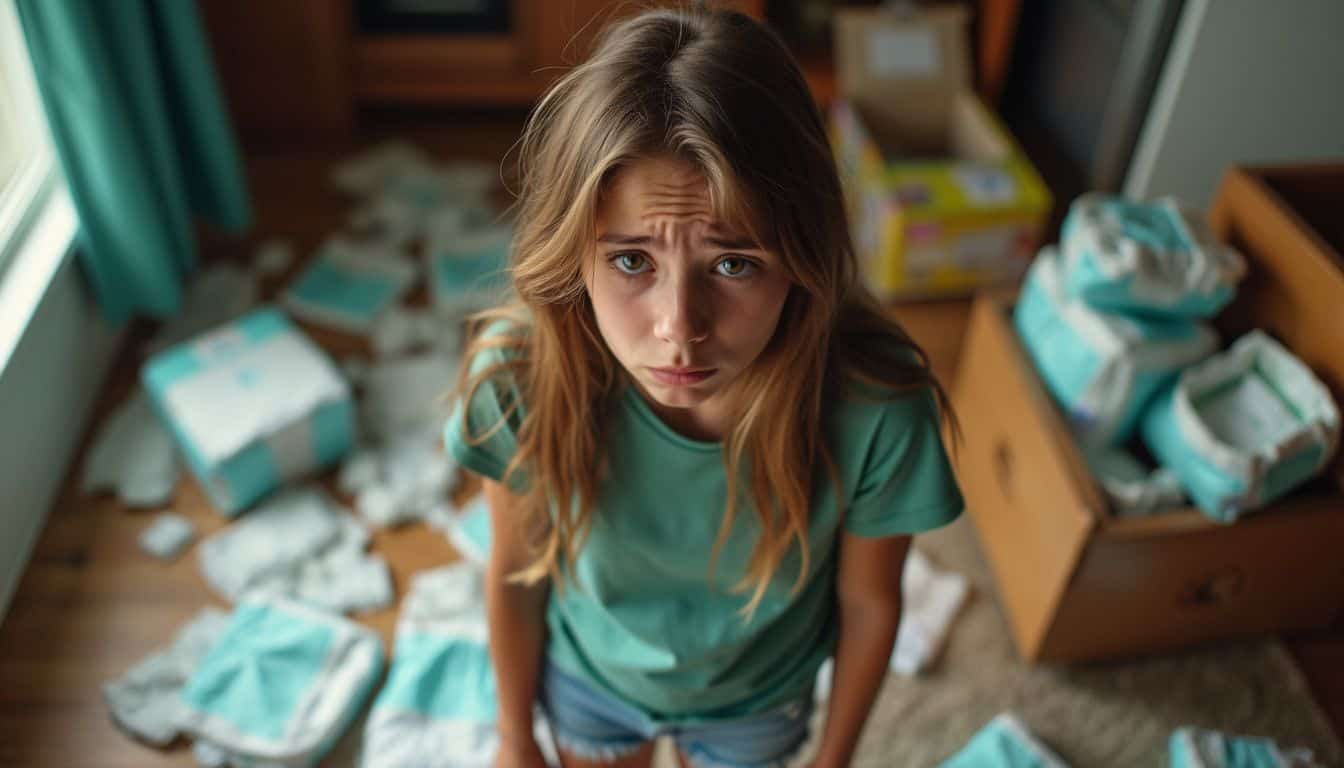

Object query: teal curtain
[16,0,252,323]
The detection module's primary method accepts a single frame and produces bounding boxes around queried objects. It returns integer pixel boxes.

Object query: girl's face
[586,156,792,439]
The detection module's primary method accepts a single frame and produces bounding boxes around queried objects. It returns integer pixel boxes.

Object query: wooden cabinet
[203,1,765,148]
[354,1,765,106]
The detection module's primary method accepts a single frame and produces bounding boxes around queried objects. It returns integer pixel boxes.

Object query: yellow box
[830,6,1051,297]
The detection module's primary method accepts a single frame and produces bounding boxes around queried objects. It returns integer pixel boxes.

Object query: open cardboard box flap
[833,5,1004,159]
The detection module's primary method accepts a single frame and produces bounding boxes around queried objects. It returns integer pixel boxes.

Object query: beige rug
[783,517,1343,767]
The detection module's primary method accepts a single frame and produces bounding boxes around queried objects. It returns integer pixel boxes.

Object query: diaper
[143,308,355,516]
[939,713,1070,768]
[1140,330,1340,523]
[362,563,557,768]
[427,226,513,316]
[1169,726,1321,767]
[282,238,418,334]
[1060,194,1245,318]
[102,607,232,746]
[176,596,384,768]
[1015,248,1218,447]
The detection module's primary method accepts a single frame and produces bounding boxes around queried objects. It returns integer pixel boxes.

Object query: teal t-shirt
[443,322,963,722]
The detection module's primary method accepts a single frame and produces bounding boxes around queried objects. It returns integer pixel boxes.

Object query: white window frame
[0,0,59,278]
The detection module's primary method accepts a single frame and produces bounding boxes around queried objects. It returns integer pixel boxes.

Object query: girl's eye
[715,256,756,278]
[611,252,651,275]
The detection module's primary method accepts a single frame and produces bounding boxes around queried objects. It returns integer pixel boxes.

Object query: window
[0,0,57,277]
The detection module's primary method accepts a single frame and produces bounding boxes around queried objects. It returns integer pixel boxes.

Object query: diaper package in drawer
[1060,194,1246,319]
[1014,248,1218,447]
[1141,330,1341,523]
[143,308,355,516]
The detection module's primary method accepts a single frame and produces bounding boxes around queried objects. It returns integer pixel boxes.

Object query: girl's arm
[812,532,912,768]
[483,478,550,766]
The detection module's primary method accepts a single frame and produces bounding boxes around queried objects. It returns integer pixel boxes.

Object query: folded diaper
[1015,247,1218,447]
[282,238,418,334]
[1169,726,1321,767]
[940,713,1070,768]
[362,563,557,768]
[1060,194,1246,319]
[176,596,384,768]
[426,226,513,316]
[1083,445,1187,516]
[1141,330,1340,523]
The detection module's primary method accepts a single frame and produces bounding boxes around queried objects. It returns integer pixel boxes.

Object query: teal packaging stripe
[376,633,498,721]
[939,715,1065,768]
[180,601,337,742]
[1102,199,1193,252]
[1140,385,1247,523]
[1013,273,1102,407]
[311,399,356,468]
[1169,727,1293,768]
[237,306,292,343]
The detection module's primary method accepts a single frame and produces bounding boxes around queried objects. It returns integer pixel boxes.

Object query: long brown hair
[454,4,957,616]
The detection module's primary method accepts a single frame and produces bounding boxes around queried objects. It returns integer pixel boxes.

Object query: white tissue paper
[139,513,196,560]
[82,390,179,509]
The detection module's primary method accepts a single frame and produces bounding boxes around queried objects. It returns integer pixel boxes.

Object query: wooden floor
[1,114,1341,766]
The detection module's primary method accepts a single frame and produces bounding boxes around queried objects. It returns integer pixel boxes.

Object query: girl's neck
[630,382,731,443]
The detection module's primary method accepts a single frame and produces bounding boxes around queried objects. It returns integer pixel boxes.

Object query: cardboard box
[143,308,356,516]
[953,165,1344,662]
[830,5,1051,298]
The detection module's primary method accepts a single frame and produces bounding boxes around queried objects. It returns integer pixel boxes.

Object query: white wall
[1125,0,1344,208]
[0,248,122,621]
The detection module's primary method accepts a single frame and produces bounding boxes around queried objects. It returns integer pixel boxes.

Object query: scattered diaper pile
[1016,194,1339,522]
[87,140,530,765]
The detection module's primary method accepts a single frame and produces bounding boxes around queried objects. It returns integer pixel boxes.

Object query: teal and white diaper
[1060,194,1245,319]
[1140,330,1340,523]
[1169,726,1320,767]
[1083,446,1186,516]
[362,563,556,768]
[176,596,384,768]
[940,713,1070,768]
[1015,248,1219,447]
[282,238,418,334]
[427,226,513,315]
[143,308,355,516]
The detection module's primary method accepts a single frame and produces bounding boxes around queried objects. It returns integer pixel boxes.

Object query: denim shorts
[538,662,813,768]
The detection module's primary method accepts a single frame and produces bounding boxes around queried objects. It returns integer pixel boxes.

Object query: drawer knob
[1181,567,1246,606]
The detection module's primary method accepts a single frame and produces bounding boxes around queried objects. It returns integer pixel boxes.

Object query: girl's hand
[495,734,548,768]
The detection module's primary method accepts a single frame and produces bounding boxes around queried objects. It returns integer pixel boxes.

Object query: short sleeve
[844,389,964,538]
[443,321,527,487]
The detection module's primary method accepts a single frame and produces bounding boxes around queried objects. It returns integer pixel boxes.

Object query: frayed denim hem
[551,730,647,764]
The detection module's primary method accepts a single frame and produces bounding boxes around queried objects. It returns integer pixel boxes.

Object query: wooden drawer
[954,164,1344,662]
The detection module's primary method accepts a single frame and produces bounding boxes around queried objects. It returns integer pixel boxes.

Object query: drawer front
[953,296,1104,659]
[1044,498,1344,661]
